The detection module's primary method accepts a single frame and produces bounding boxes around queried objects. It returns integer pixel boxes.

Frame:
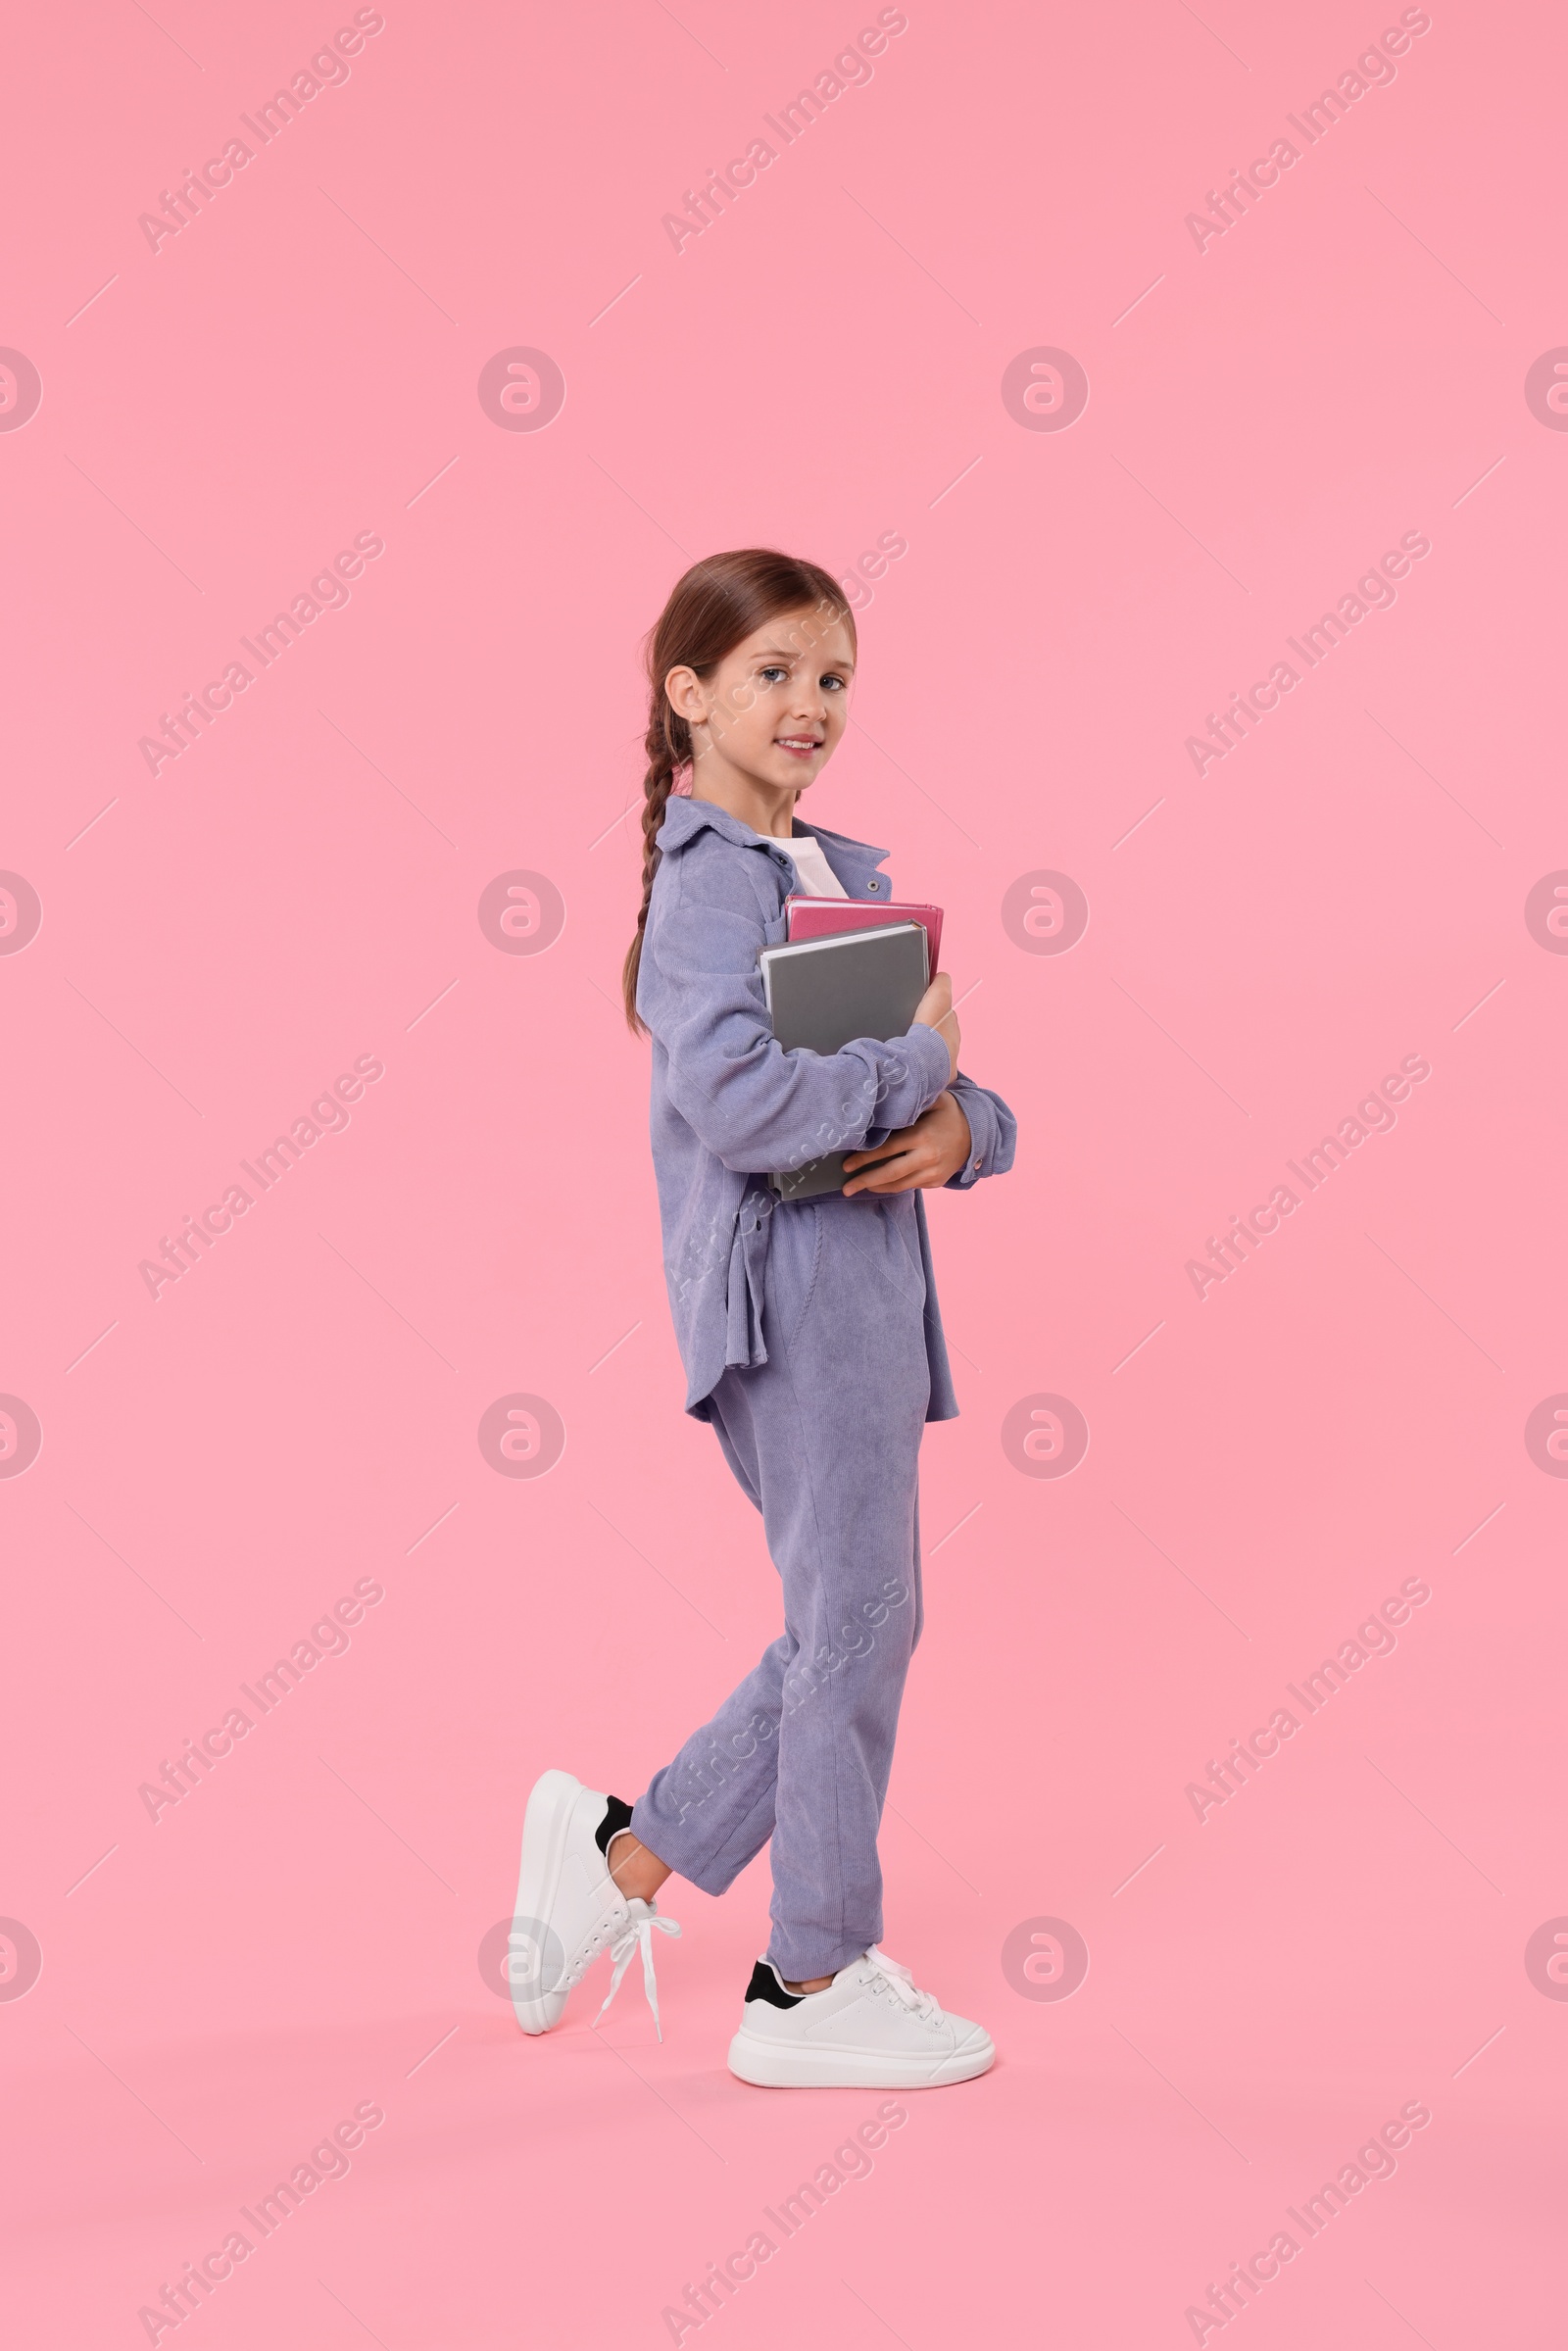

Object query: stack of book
[760,898,944,1201]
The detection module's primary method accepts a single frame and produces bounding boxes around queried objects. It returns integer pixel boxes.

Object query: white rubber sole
[510,1768,583,2035]
[727,2026,996,2089]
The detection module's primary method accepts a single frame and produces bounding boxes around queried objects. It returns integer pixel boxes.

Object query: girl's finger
[881,1155,946,1193]
[846,1152,922,1194]
[844,1129,914,1171]
[844,1160,908,1194]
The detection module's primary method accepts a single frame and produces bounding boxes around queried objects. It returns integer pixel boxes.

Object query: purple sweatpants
[631,1187,933,1982]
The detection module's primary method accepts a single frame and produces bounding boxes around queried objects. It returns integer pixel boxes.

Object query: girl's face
[666,605,857,816]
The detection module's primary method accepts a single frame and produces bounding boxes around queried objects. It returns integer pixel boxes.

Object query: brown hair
[621,548,856,1032]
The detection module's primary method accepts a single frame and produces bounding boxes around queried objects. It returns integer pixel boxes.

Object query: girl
[511,550,1016,2087]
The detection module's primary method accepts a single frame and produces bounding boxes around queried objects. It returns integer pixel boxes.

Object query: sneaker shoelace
[594,1898,682,2040]
[864,1946,943,2024]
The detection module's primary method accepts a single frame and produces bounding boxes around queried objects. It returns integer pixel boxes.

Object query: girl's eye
[821,673,847,693]
[759,665,788,685]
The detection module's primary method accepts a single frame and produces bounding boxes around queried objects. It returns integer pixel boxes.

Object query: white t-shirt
[787,832,848,899]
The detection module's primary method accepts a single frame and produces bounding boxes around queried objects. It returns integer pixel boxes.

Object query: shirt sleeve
[643,849,954,1176]
[941,1070,1018,1188]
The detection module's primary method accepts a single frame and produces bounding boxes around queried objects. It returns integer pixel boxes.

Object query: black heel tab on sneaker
[745,1958,804,2009]
[595,1794,634,1856]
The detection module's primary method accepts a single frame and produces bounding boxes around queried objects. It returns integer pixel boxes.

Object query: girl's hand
[912,972,960,1079]
[842,1091,973,1196]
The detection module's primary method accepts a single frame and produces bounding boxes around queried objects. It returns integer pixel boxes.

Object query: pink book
[785,896,944,970]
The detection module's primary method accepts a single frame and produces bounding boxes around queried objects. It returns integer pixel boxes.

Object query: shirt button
[971,1157,983,1170]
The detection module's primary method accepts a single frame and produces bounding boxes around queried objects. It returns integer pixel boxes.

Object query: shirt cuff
[944,1073,995,1187]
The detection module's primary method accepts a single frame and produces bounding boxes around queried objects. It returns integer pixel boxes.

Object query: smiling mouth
[775,736,823,756]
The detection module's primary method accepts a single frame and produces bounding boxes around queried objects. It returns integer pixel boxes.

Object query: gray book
[760,922,931,1200]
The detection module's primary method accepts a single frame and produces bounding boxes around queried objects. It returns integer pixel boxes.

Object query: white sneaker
[510,1769,680,2037]
[727,1946,996,2088]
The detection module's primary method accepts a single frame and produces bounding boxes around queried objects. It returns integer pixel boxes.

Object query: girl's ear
[664,663,708,725]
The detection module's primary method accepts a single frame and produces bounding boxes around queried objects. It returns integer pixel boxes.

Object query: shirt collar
[655,791,890,880]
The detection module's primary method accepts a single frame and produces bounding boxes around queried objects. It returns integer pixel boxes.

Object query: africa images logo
[477,1395,566,1478]
[476,351,565,432]
[1000,349,1090,433]
[1182,11,1434,257]
[661,11,909,255]
[0,349,43,431]
[0,871,43,953]
[0,1396,44,1480]
[137,534,386,777]
[136,12,386,255]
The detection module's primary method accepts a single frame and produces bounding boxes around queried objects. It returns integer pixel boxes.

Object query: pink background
[4,0,1565,2343]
